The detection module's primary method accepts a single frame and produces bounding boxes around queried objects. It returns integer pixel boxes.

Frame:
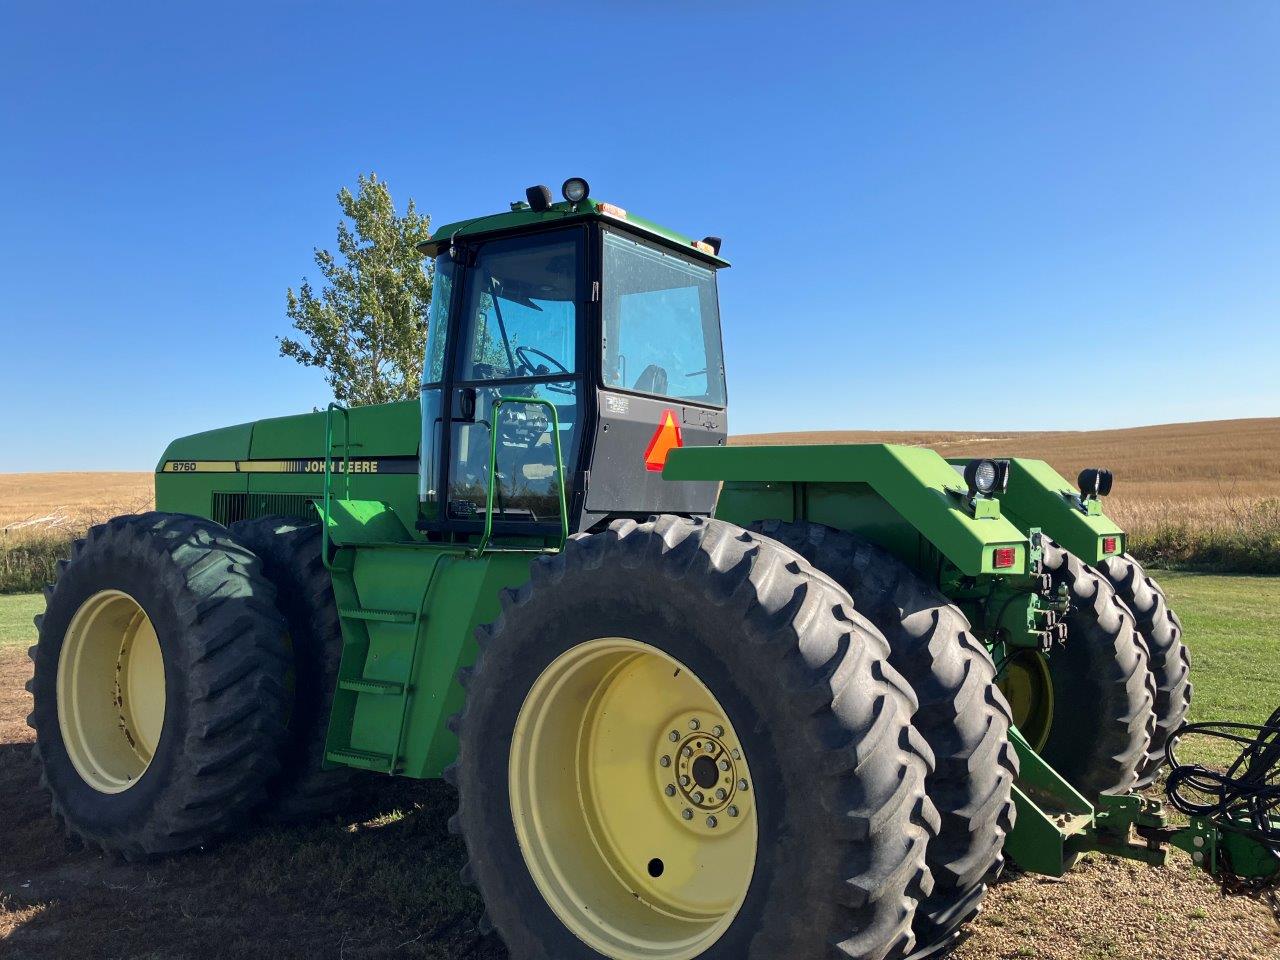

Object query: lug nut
[679,775,690,787]
[731,749,741,760]
[713,725,724,737]
[682,809,694,821]
[719,759,731,771]
[706,816,718,828]
[705,741,716,752]
[692,791,704,804]
[727,805,739,817]
[738,779,750,791]
[669,731,680,742]
[690,719,701,730]
[682,746,694,758]
[665,785,676,797]
[659,755,671,768]
[716,788,727,800]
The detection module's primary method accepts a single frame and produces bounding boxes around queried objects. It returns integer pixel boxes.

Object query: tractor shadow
[0,739,509,959]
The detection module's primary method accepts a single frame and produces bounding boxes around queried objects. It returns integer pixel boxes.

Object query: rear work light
[1103,536,1118,554]
[993,547,1017,570]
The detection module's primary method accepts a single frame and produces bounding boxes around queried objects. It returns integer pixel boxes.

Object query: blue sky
[2,2,1278,471]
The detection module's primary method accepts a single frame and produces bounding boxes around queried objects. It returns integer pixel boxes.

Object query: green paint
[1003,726,1094,876]
[667,443,1028,576]
[993,457,1125,562]
[156,399,421,531]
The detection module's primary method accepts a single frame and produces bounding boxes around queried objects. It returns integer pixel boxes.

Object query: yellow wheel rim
[999,650,1054,751]
[56,590,166,793]
[510,638,758,960]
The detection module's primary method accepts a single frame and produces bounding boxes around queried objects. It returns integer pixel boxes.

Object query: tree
[279,173,432,405]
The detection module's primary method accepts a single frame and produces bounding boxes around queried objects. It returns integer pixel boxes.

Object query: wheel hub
[509,637,758,960]
[655,715,752,836]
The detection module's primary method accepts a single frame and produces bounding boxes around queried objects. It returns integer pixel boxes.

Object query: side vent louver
[211,492,318,526]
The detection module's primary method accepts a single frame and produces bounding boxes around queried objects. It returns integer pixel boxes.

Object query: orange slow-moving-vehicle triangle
[644,410,684,472]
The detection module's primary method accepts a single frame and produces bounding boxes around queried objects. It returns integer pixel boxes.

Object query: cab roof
[417,196,730,268]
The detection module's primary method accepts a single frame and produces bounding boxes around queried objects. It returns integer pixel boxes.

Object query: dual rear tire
[28,513,354,858]
[750,519,1019,955]
[450,519,1181,960]
[449,516,939,960]
[28,513,291,857]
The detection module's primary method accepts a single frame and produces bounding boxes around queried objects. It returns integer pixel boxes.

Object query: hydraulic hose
[1165,705,1280,889]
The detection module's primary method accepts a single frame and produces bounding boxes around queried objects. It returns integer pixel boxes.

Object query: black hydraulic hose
[1165,706,1280,885]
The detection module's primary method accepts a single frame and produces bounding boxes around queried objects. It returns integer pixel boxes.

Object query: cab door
[442,228,585,537]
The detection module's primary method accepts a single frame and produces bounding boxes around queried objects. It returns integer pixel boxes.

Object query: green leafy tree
[279,173,432,405]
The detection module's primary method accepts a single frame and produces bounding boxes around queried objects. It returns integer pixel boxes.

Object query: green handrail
[321,402,351,570]
[474,396,569,556]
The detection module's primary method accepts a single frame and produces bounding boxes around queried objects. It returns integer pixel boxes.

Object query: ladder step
[325,747,397,773]
[339,678,407,696]
[338,606,416,624]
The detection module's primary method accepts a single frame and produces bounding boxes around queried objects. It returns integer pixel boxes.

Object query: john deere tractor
[29,179,1278,959]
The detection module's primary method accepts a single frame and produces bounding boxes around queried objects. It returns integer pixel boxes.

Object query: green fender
[663,444,1028,576]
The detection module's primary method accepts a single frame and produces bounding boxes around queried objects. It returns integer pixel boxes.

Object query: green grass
[0,593,41,647]
[1154,571,1279,768]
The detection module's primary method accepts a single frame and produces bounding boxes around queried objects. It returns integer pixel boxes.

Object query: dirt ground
[1,645,1277,959]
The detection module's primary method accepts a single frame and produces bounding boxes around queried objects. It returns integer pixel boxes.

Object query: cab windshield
[601,230,726,407]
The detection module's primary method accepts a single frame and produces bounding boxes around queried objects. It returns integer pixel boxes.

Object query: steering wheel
[515,345,570,378]
[514,346,575,396]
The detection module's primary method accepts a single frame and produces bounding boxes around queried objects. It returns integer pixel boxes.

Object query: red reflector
[993,547,1017,569]
[1103,536,1118,554]
[643,409,684,473]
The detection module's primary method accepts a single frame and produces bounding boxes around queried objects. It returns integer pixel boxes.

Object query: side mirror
[460,387,477,422]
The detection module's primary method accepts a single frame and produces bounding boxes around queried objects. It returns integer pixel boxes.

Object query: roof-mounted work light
[526,185,553,212]
[562,177,590,203]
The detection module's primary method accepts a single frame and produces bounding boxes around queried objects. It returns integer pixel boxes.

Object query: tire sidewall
[32,532,194,837]
[461,557,836,960]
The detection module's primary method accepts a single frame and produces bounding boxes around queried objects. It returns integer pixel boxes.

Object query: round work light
[965,459,1000,497]
[562,177,590,203]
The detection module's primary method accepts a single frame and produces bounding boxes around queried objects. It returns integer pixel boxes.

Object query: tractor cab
[415,179,730,540]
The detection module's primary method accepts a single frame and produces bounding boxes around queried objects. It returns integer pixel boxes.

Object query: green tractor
[29,179,1277,959]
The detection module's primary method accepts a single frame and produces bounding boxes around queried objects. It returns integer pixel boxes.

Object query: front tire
[450,516,938,960]
[27,513,290,858]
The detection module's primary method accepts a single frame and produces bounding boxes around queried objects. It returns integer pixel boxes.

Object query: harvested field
[735,416,1280,505]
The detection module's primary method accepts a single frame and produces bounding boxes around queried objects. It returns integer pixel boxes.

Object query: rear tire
[27,513,289,858]
[1095,553,1192,788]
[752,519,1017,956]
[449,516,938,960]
[1037,540,1156,799]
[229,518,360,822]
